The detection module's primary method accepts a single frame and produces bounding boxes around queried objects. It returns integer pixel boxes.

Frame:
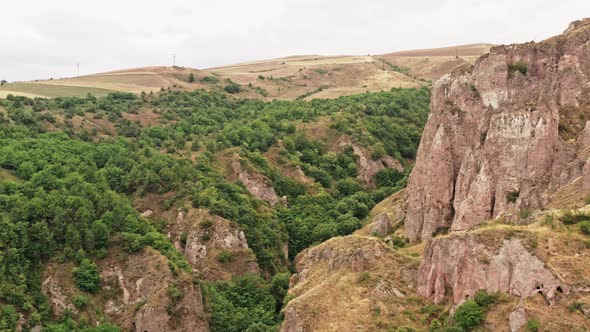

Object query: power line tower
[77,63,80,76]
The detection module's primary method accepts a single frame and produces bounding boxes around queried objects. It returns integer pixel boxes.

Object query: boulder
[508,300,528,332]
[370,213,393,236]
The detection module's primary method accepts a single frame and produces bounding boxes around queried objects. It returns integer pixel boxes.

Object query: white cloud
[1,0,589,81]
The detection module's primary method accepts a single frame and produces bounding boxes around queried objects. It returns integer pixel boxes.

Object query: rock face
[417,232,568,304]
[369,213,393,236]
[231,154,283,206]
[42,273,77,316]
[43,248,209,332]
[508,300,528,332]
[404,19,590,242]
[174,208,259,280]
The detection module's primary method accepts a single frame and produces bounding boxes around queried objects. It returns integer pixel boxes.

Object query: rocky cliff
[280,19,590,332]
[404,18,590,242]
[43,247,209,332]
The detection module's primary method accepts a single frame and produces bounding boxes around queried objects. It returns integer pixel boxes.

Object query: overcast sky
[2,0,589,81]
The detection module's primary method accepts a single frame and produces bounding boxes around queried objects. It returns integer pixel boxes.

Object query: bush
[453,300,484,331]
[217,250,233,263]
[188,73,195,83]
[506,191,519,203]
[201,76,220,84]
[73,259,101,293]
[74,295,89,309]
[526,319,540,332]
[206,273,278,332]
[579,221,590,235]
[473,290,498,309]
[561,211,590,225]
[390,236,406,248]
[508,62,528,76]
[375,168,404,188]
[224,83,241,94]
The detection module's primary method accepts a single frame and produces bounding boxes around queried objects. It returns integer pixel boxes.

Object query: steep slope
[280,19,590,332]
[43,247,209,332]
[281,236,424,331]
[404,18,590,242]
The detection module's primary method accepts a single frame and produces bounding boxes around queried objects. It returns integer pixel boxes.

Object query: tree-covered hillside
[0,87,429,331]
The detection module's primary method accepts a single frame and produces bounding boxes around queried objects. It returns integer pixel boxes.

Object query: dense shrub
[224,83,241,94]
[526,319,540,332]
[73,259,101,293]
[453,300,484,331]
[205,274,280,332]
[579,221,590,235]
[0,86,431,329]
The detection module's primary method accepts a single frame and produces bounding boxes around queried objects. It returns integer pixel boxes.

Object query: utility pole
[172,53,176,67]
[77,63,80,76]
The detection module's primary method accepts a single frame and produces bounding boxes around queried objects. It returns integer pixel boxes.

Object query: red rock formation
[231,154,284,206]
[417,232,568,304]
[404,19,590,242]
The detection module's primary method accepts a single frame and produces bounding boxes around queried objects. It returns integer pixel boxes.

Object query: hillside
[0,44,491,100]
[281,18,590,332]
[0,80,429,331]
[3,15,590,332]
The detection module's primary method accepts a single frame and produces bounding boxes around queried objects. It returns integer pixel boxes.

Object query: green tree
[453,300,484,331]
[188,72,196,83]
[73,259,101,293]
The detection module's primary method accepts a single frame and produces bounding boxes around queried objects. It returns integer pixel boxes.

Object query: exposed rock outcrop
[369,213,393,236]
[174,208,259,280]
[417,231,568,304]
[508,300,528,332]
[43,248,209,332]
[404,19,590,242]
[281,236,420,332]
[41,273,77,316]
[231,154,284,206]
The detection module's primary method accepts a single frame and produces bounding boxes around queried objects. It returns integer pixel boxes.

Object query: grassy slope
[0,82,117,98]
[0,44,491,100]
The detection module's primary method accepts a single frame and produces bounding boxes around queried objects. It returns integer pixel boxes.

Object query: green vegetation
[449,291,498,331]
[508,62,528,76]
[204,273,289,332]
[506,191,519,203]
[73,259,101,293]
[453,300,484,331]
[526,319,540,332]
[579,220,590,235]
[201,76,220,84]
[188,72,196,83]
[224,80,242,94]
[379,59,431,84]
[561,210,590,227]
[296,85,329,100]
[0,86,430,329]
[423,291,498,331]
